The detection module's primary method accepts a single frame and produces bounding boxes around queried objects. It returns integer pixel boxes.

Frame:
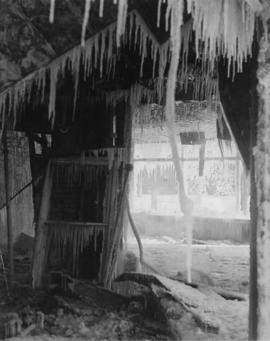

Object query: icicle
[99,0,104,17]
[48,62,58,127]
[81,0,91,47]
[100,30,106,76]
[157,0,163,28]
[94,227,97,251]
[94,36,99,69]
[84,39,94,78]
[70,48,81,120]
[116,0,128,46]
[165,0,173,32]
[108,149,114,169]
[164,0,193,284]
[49,0,56,23]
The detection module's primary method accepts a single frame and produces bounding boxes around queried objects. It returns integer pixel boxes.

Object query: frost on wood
[255,35,270,341]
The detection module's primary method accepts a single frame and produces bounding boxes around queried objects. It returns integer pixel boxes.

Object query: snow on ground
[127,236,250,340]
[127,236,249,293]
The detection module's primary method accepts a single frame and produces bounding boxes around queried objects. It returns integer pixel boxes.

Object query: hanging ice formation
[0,0,259,131]
[186,0,260,78]
[47,221,105,277]
[0,8,169,130]
[81,0,92,47]
[159,0,259,284]
[163,0,194,283]
[49,0,56,23]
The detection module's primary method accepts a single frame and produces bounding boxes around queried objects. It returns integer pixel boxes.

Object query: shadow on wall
[130,212,250,243]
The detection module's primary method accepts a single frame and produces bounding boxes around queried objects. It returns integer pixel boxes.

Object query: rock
[20,323,36,337]
[21,306,35,326]
[36,311,45,329]
[73,308,81,315]
[45,314,55,326]
[78,321,91,337]
[57,308,64,317]
[65,328,74,336]
[127,299,144,314]
[93,308,104,317]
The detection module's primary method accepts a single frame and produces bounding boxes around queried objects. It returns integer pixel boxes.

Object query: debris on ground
[0,256,170,340]
[0,247,249,340]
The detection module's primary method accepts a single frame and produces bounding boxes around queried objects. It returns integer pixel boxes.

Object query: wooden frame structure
[32,149,132,288]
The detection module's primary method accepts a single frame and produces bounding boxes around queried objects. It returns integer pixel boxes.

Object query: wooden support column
[255,35,270,340]
[2,130,14,284]
[235,152,240,211]
[32,161,53,288]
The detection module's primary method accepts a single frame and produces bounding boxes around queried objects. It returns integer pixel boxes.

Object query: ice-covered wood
[255,33,270,341]
[115,272,248,339]
[2,129,14,284]
[32,161,53,288]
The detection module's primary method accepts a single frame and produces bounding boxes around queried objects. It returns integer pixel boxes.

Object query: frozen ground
[127,236,249,293]
[128,236,249,341]
[127,236,250,340]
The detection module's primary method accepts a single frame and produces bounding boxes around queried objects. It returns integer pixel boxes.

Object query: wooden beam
[51,157,108,166]
[2,130,14,285]
[45,221,107,227]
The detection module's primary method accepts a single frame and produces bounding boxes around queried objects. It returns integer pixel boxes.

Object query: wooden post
[99,160,118,283]
[235,152,240,212]
[254,34,270,340]
[249,141,258,340]
[32,161,53,288]
[2,130,14,285]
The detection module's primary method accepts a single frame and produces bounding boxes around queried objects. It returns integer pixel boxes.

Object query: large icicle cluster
[0,9,168,130]
[186,0,261,77]
[52,162,108,187]
[0,0,259,130]
[46,221,105,276]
